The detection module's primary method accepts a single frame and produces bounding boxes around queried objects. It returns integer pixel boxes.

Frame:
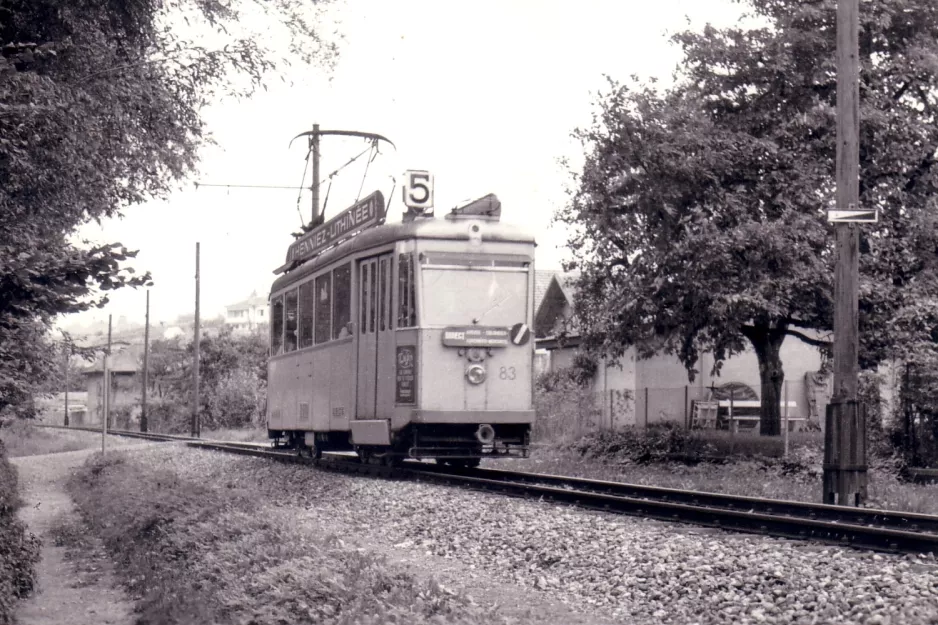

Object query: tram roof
[270,217,536,293]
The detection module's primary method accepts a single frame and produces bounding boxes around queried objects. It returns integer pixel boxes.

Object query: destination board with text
[286,191,386,265]
[441,326,510,348]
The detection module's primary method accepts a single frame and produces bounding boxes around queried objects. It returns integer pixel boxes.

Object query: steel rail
[182,440,938,555]
[415,464,938,535]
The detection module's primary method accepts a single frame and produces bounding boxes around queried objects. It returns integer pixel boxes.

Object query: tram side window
[284,289,298,353]
[379,257,388,331]
[360,263,369,333]
[271,295,284,356]
[333,263,352,339]
[314,273,332,344]
[397,253,416,328]
[298,280,315,349]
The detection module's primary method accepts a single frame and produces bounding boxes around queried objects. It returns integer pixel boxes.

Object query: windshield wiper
[472,293,513,325]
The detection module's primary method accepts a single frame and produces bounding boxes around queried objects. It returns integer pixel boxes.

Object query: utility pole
[63,345,69,427]
[823,0,867,506]
[102,314,112,454]
[310,123,321,226]
[141,289,150,433]
[192,243,201,438]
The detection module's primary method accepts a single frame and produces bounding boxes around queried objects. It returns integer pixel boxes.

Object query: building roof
[226,290,267,311]
[81,348,139,374]
[533,269,557,315]
[533,270,582,340]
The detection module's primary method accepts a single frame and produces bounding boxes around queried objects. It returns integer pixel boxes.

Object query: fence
[535,380,825,441]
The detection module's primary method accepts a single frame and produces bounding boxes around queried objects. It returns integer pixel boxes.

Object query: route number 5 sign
[402,170,434,212]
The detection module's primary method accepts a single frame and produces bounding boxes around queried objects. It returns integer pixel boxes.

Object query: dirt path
[12,449,138,625]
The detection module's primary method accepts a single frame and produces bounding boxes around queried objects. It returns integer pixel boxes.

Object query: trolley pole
[823,0,867,506]
[102,314,112,454]
[192,243,201,438]
[141,289,150,433]
[311,123,321,226]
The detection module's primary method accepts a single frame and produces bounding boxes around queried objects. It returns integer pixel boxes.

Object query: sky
[65,0,751,331]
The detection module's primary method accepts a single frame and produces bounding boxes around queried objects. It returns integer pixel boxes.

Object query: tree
[0,0,336,413]
[559,0,938,435]
[145,327,268,432]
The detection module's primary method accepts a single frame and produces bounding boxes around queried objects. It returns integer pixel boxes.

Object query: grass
[494,425,938,515]
[66,450,507,625]
[201,425,268,442]
[0,420,142,457]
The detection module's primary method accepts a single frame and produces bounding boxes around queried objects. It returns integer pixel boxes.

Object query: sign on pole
[828,205,878,223]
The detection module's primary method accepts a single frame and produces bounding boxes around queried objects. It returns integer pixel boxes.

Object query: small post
[644,387,649,428]
[684,385,689,430]
[63,345,69,427]
[102,314,112,454]
[192,243,201,438]
[141,289,150,433]
[784,380,790,458]
[729,388,736,436]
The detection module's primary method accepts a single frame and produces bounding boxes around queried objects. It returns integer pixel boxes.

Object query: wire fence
[534,380,827,442]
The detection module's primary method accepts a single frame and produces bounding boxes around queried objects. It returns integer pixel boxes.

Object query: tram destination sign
[286,191,386,265]
[441,326,510,348]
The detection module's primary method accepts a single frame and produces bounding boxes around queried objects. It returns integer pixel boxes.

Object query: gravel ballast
[123,445,938,625]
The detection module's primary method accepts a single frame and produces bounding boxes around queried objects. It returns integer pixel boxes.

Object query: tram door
[356,254,393,418]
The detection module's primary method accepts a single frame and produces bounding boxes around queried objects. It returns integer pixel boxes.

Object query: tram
[266,190,536,466]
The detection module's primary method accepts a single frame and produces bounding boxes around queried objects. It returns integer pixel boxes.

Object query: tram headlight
[466,364,486,385]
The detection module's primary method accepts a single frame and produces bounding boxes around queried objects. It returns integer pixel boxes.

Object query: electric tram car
[265,191,536,467]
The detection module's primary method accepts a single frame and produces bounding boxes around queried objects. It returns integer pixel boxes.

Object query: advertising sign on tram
[286,191,386,265]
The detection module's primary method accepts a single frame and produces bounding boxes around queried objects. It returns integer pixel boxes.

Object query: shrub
[0,437,41,622]
[566,423,701,463]
[68,451,497,625]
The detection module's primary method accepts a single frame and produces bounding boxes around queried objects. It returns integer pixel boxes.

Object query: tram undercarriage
[269,422,531,466]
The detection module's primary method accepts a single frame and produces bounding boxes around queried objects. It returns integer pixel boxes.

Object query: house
[81,347,141,428]
[225,291,268,333]
[533,271,832,431]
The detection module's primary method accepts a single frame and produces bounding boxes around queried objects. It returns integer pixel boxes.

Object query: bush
[146,397,191,434]
[68,452,497,625]
[566,423,701,464]
[0,437,41,622]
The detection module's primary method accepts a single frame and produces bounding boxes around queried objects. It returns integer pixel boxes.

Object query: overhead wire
[295,148,312,227]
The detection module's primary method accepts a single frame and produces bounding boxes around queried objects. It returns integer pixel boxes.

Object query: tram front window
[421,269,527,326]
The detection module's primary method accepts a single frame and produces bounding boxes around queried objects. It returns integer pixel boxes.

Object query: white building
[225,291,268,333]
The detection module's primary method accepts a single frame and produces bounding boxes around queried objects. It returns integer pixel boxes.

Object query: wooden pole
[824,0,867,506]
[63,345,69,427]
[141,289,150,433]
[102,314,112,454]
[192,243,201,438]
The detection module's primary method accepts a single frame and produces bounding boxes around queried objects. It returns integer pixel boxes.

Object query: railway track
[33,425,938,554]
[185,439,938,555]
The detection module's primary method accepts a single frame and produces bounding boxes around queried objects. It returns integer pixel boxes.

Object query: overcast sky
[66,0,750,330]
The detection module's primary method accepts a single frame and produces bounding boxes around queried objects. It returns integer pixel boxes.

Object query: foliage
[0,318,58,416]
[68,450,500,625]
[146,326,268,432]
[0,439,41,621]
[0,0,336,417]
[558,0,938,436]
